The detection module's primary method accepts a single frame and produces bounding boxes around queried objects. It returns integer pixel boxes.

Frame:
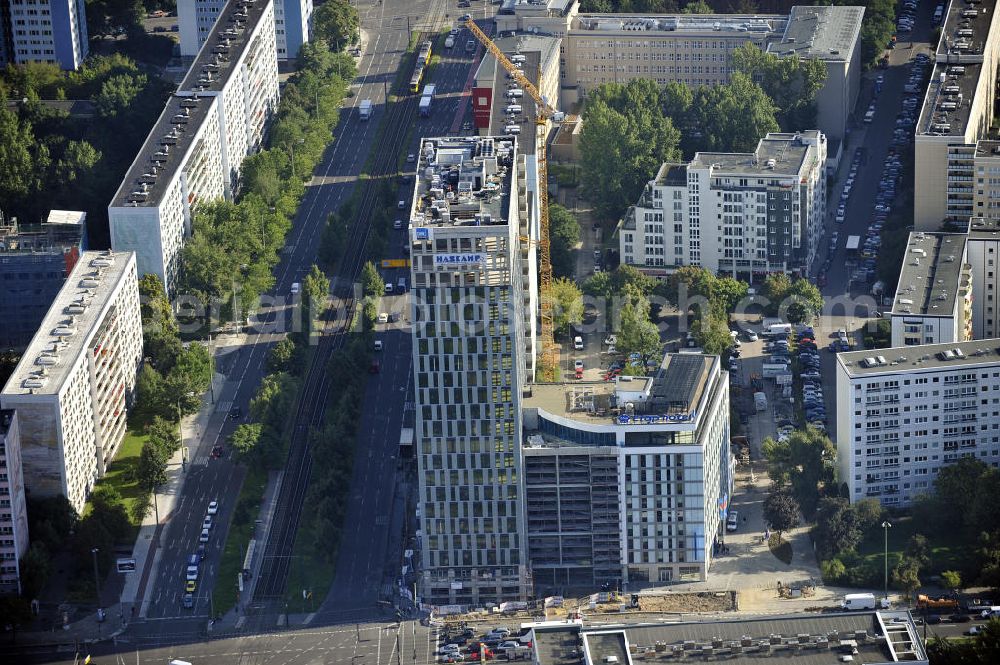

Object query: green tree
[905,534,931,568]
[762,427,834,516]
[230,423,263,458]
[692,312,732,356]
[93,72,149,118]
[892,558,921,602]
[812,497,860,559]
[617,283,661,360]
[687,73,779,153]
[852,498,884,532]
[19,541,51,599]
[941,570,963,594]
[267,337,300,374]
[133,439,169,492]
[0,97,48,202]
[311,0,360,50]
[549,203,581,278]
[681,0,712,12]
[731,43,827,131]
[580,80,681,216]
[784,278,824,324]
[361,261,384,298]
[54,140,101,186]
[550,277,584,338]
[763,490,800,541]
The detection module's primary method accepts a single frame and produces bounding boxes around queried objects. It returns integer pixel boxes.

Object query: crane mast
[465,19,559,378]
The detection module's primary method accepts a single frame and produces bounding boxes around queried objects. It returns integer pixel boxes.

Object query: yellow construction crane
[465,18,562,377]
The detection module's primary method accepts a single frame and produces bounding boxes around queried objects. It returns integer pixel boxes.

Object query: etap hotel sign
[617,411,697,425]
[434,253,484,266]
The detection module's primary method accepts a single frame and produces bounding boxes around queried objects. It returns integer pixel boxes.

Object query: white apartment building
[889,232,972,347]
[968,217,1000,339]
[408,136,531,607]
[110,0,280,292]
[835,339,1000,507]
[974,141,1000,222]
[0,252,142,515]
[0,0,88,70]
[179,0,310,59]
[0,410,29,595]
[913,0,1000,229]
[619,131,827,281]
[521,353,732,589]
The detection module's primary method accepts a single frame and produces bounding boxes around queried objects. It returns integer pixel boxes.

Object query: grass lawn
[213,464,260,616]
[855,515,975,574]
[86,427,148,535]
[283,513,336,612]
[769,535,793,565]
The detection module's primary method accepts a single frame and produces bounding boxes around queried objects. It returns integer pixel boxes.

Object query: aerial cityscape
[1,0,1000,663]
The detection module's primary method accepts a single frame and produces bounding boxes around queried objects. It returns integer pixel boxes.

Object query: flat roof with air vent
[1,251,136,396]
[531,610,926,665]
[890,232,968,317]
[178,0,273,93]
[109,94,217,208]
[688,131,823,177]
[838,337,1000,377]
[767,5,864,62]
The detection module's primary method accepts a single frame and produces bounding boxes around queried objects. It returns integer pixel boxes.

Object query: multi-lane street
[118,0,494,650]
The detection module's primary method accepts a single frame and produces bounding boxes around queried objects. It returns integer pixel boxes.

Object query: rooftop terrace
[410,136,517,228]
[890,232,969,317]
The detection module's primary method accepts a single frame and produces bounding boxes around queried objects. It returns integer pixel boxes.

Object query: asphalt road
[127,0,481,645]
[818,1,936,299]
[317,6,497,620]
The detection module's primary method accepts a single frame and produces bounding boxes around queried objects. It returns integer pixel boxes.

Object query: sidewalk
[13,337,243,645]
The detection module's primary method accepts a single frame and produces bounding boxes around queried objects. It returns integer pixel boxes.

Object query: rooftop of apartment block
[2,251,134,397]
[977,140,1000,159]
[110,94,217,208]
[917,61,982,138]
[768,5,864,61]
[574,12,786,35]
[178,0,273,93]
[969,215,1000,238]
[937,0,998,60]
[890,232,968,317]
[689,131,821,178]
[655,162,688,187]
[523,353,716,426]
[410,136,517,228]
[532,611,925,665]
[837,336,1000,377]
[0,210,85,253]
[501,0,576,16]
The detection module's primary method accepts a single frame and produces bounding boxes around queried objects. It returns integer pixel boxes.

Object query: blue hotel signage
[617,411,697,425]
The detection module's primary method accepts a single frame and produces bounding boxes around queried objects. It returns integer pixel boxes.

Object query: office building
[110,0,280,292]
[179,0,309,59]
[0,0,88,70]
[408,135,531,606]
[0,251,142,515]
[521,353,732,589]
[888,232,972,347]
[473,34,561,379]
[561,6,863,142]
[913,0,1000,230]
[619,131,827,281]
[494,0,578,37]
[527,611,927,664]
[0,210,86,350]
[834,338,1000,507]
[0,410,29,595]
[974,140,1000,222]
[968,217,1000,339]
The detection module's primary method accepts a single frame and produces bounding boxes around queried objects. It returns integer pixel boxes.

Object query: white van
[573,336,584,350]
[864,110,875,124]
[290,282,301,295]
[505,104,522,115]
[504,125,521,134]
[444,35,455,48]
[980,606,1000,618]
[726,511,739,531]
[506,88,523,98]
[841,593,889,611]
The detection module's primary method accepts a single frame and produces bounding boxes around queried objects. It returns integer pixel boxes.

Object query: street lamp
[882,520,892,600]
[91,548,102,637]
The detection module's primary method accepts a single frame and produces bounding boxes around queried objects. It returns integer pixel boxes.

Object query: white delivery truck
[359,99,373,120]
[841,593,889,611]
[753,392,768,412]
